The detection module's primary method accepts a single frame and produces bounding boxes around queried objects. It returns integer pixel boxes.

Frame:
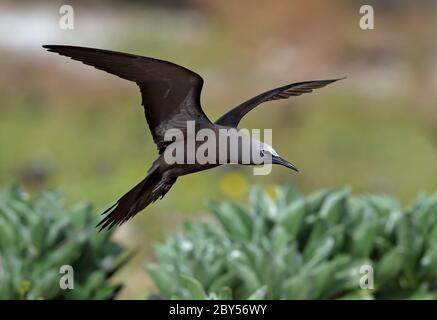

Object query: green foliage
[146,185,437,299]
[0,185,132,300]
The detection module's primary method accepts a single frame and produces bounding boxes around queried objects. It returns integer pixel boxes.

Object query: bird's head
[259,142,299,172]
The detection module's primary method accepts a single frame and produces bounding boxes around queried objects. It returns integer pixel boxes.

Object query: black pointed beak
[272,155,299,172]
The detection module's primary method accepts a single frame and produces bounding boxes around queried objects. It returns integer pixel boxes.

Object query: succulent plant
[0,185,132,300]
[146,185,437,299]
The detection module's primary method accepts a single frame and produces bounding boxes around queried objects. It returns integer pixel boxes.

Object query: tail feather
[97,169,176,231]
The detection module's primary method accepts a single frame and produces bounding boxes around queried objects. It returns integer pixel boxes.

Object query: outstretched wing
[215,78,345,127]
[43,45,212,153]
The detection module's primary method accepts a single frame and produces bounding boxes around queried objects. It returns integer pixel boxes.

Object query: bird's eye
[260,150,265,157]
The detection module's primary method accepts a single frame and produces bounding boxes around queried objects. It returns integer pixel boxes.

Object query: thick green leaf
[247,286,267,300]
[0,185,131,300]
[180,274,207,300]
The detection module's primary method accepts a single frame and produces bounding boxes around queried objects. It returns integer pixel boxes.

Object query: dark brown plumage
[215,78,345,127]
[43,45,344,230]
[43,45,210,153]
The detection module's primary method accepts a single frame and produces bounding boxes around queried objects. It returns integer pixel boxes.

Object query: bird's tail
[97,168,176,231]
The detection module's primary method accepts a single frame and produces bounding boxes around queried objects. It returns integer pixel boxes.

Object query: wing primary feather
[215,77,345,127]
[43,45,211,153]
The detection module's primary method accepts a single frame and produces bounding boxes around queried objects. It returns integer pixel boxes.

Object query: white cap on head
[260,142,279,156]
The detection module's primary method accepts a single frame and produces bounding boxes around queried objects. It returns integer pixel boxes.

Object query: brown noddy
[43,45,344,230]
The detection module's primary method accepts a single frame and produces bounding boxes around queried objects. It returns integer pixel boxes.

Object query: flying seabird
[43,45,344,230]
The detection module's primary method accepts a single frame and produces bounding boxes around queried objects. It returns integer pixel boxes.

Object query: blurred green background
[1,0,436,298]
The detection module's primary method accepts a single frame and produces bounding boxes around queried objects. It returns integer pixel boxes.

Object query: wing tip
[42,45,53,52]
[326,76,347,83]
[315,77,346,88]
[42,44,60,51]
[42,45,67,55]
[43,44,80,54]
